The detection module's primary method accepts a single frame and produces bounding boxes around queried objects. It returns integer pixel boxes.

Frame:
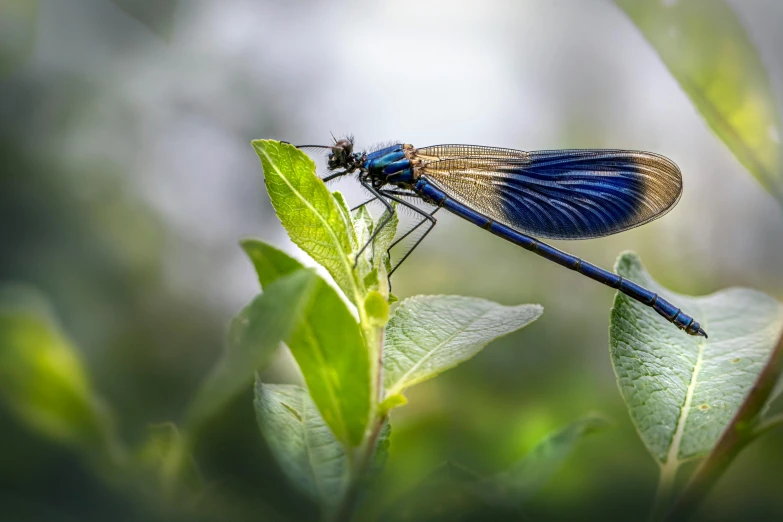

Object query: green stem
[665,329,783,521]
[330,326,387,522]
[650,460,679,522]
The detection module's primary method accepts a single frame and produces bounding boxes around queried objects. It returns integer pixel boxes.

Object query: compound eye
[334,139,353,157]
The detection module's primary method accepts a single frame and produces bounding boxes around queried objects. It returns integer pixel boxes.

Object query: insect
[293,138,707,338]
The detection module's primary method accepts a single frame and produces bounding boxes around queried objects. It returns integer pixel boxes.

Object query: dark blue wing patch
[414,147,682,240]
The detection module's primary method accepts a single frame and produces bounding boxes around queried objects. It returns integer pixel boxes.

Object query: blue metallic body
[415,179,698,334]
[321,140,705,337]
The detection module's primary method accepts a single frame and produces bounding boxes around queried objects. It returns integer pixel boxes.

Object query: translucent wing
[416,146,682,240]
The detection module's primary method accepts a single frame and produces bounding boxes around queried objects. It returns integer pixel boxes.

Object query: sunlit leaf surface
[242,240,370,447]
[615,0,783,202]
[253,140,364,306]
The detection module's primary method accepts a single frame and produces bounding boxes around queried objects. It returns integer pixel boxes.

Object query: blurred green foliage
[615,0,783,204]
[109,0,179,41]
[0,286,116,456]
[0,0,37,77]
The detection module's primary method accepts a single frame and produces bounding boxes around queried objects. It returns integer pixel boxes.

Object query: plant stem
[331,327,387,522]
[650,460,679,522]
[665,329,783,521]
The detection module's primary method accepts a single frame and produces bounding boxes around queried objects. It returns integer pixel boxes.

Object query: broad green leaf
[253,140,364,306]
[109,0,178,41]
[383,296,543,399]
[0,0,37,76]
[184,270,318,431]
[476,417,610,507]
[241,240,370,447]
[254,382,347,507]
[668,328,783,520]
[610,252,783,465]
[0,285,114,452]
[614,0,783,202]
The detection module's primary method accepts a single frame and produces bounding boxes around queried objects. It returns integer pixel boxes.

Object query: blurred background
[1,0,783,521]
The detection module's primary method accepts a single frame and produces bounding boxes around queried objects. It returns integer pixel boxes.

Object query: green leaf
[476,417,610,507]
[184,269,318,432]
[364,290,390,326]
[614,0,783,202]
[610,252,783,465]
[135,423,202,498]
[109,0,178,41]
[0,285,114,453]
[381,418,606,521]
[668,329,783,520]
[254,381,347,507]
[370,421,392,481]
[332,191,358,251]
[371,207,398,298]
[379,462,484,522]
[383,296,542,399]
[354,204,398,299]
[0,0,37,76]
[353,206,375,283]
[241,240,370,447]
[253,140,364,307]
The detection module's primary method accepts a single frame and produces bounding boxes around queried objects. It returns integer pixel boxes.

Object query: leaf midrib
[259,144,364,308]
[386,306,495,396]
[664,305,709,467]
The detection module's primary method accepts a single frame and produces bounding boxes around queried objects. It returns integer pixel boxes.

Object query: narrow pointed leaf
[384,296,542,398]
[477,417,610,506]
[382,418,606,520]
[135,423,202,497]
[255,382,347,507]
[614,0,783,202]
[253,140,364,306]
[184,270,318,431]
[0,285,114,452]
[0,0,37,76]
[241,240,370,447]
[109,0,178,41]
[610,252,783,465]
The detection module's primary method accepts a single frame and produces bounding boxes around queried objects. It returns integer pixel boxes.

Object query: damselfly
[292,138,707,338]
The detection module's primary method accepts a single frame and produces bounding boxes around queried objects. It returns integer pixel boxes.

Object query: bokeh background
[2,1,783,521]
